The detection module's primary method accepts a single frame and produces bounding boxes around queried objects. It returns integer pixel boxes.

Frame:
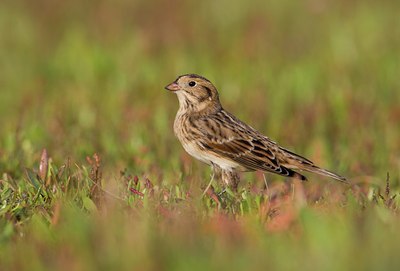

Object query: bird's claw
[217,188,227,197]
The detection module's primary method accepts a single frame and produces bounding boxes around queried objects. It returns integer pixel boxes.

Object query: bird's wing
[201,136,305,179]
[194,113,306,179]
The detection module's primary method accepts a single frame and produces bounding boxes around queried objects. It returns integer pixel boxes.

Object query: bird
[165,74,347,191]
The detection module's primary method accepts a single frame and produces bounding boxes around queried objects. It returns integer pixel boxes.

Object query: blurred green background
[1,0,400,270]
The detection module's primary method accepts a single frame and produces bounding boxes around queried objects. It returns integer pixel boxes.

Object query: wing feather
[198,124,303,178]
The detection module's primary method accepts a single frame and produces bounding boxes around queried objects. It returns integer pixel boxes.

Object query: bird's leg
[202,172,215,197]
[202,163,219,197]
[221,170,240,192]
[211,164,222,180]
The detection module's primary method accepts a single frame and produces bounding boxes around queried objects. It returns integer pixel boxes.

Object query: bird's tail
[279,147,348,183]
[302,165,348,183]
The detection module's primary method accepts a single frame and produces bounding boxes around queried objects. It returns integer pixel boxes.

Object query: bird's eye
[188,81,196,87]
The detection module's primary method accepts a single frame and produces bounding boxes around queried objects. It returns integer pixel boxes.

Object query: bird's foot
[217,188,227,197]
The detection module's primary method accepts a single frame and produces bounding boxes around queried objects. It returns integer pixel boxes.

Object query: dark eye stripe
[203,86,212,97]
[197,96,208,103]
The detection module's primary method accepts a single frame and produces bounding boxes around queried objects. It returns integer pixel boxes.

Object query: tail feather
[303,165,348,183]
[279,147,348,183]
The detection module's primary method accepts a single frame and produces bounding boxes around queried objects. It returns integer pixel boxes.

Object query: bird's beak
[165,82,180,92]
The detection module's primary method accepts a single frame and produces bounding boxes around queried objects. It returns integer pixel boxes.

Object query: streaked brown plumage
[165,74,347,190]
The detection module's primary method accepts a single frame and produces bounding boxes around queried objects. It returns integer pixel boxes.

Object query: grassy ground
[1,0,400,270]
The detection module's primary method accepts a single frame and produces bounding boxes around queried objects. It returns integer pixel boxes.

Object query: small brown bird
[165,74,347,191]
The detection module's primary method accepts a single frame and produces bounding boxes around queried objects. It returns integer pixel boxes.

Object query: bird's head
[165,74,221,114]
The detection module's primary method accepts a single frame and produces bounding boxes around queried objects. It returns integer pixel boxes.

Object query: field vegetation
[0,0,399,270]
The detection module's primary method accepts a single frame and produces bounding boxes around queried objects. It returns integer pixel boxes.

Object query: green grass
[1,0,400,270]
